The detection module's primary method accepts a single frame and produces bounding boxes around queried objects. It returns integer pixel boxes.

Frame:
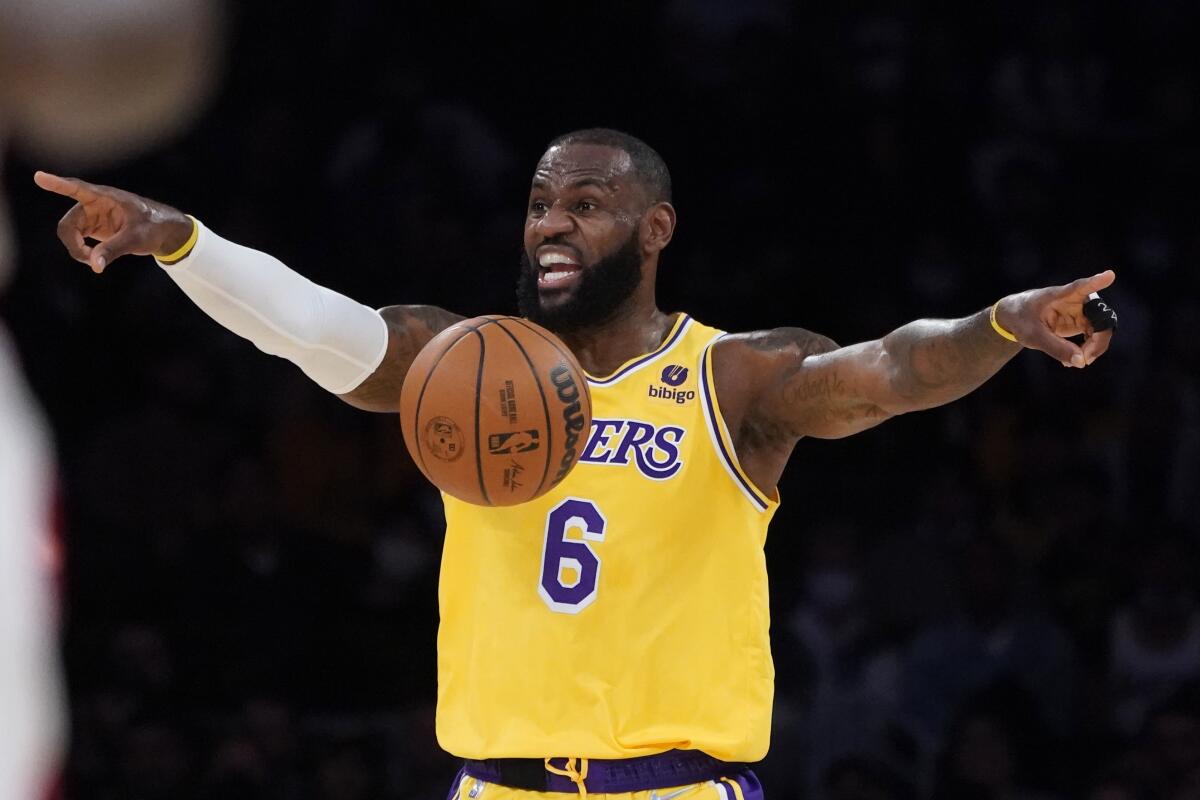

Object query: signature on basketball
[502,458,525,492]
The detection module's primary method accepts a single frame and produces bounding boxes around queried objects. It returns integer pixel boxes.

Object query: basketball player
[35,128,1118,799]
[0,328,64,800]
[2,4,220,796]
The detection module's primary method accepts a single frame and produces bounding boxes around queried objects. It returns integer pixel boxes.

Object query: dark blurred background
[3,1,1200,798]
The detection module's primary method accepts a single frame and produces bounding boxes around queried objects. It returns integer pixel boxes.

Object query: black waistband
[464,750,742,793]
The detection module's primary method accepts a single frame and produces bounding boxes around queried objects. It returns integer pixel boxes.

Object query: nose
[533,202,575,238]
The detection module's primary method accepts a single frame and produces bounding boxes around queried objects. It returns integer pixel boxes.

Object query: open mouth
[537,249,582,289]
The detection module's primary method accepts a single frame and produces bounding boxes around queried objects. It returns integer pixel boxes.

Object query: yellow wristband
[990,300,1019,343]
[156,215,200,263]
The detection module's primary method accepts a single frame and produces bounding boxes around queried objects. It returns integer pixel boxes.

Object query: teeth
[542,270,575,282]
[539,252,578,267]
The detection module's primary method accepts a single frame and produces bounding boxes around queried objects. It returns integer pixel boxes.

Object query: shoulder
[378,304,465,333]
[712,327,840,375]
[706,327,841,446]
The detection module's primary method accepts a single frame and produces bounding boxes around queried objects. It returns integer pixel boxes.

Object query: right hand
[33,171,194,273]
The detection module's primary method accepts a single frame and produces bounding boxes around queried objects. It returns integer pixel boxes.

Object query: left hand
[995,270,1117,368]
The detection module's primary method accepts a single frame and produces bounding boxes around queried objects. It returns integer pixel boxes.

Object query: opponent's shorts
[446,751,763,799]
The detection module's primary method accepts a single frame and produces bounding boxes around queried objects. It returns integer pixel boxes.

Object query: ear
[642,202,676,255]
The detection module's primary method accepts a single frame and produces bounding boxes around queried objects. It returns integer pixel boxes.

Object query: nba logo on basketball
[648,364,695,404]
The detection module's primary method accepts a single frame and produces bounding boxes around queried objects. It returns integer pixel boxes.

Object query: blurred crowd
[3,1,1200,798]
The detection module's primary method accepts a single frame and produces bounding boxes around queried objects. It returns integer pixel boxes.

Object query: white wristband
[156,220,388,394]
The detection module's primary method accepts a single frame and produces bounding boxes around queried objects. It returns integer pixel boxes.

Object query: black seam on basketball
[457,319,498,333]
[471,328,492,506]
[493,318,554,500]
[507,318,589,398]
[412,327,474,480]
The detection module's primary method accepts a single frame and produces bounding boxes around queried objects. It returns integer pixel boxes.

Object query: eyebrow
[530,176,617,192]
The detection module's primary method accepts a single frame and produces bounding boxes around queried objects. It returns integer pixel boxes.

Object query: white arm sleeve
[155,220,389,394]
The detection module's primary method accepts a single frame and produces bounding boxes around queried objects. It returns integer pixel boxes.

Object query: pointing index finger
[33,171,101,203]
[1059,269,1117,301]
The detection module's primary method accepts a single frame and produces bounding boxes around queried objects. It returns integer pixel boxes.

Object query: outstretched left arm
[718,270,1116,444]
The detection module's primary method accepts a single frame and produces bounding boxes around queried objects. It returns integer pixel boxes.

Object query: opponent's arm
[34,172,462,412]
[720,271,1117,442]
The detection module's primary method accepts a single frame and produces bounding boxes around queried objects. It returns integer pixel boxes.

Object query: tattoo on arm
[772,359,891,440]
[740,327,841,359]
[747,329,843,419]
[732,327,847,443]
[338,304,464,411]
[742,311,1021,443]
[781,368,845,406]
[884,308,1021,409]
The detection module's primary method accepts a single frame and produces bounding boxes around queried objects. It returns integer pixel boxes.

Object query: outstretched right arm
[35,172,462,413]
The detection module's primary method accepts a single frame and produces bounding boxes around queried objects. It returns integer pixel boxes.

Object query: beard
[516,230,643,334]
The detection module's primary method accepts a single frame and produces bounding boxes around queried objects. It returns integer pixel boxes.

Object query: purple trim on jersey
[462,750,746,794]
[586,315,692,386]
[700,343,769,511]
[725,769,766,800]
[445,766,466,800]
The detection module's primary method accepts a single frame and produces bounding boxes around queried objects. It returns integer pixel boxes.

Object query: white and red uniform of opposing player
[0,2,224,795]
[0,327,66,799]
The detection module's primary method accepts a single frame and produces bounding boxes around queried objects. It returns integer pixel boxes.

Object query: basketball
[399,315,592,506]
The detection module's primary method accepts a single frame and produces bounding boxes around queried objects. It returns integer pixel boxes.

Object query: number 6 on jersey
[539,498,607,613]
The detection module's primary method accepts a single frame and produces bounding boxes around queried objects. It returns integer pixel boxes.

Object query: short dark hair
[546,128,672,204]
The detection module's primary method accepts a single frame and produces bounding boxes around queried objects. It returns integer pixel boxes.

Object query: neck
[555,296,675,377]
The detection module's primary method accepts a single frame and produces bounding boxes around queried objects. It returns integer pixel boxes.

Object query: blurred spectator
[312,737,376,800]
[118,718,195,800]
[931,682,1061,800]
[1143,687,1200,799]
[902,536,1076,750]
[822,754,917,800]
[1109,539,1200,737]
[199,734,270,800]
[1085,772,1153,800]
[781,522,904,797]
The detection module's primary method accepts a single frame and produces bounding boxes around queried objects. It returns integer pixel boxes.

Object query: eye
[575,200,597,213]
[529,199,548,216]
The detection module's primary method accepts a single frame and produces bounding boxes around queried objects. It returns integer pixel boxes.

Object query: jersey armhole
[698,335,779,512]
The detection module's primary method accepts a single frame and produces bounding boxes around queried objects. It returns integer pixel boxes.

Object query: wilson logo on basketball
[549,363,587,485]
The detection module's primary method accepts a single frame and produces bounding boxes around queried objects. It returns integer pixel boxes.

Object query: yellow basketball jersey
[437,313,779,763]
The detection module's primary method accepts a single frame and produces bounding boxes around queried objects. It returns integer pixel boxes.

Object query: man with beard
[35,128,1117,800]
